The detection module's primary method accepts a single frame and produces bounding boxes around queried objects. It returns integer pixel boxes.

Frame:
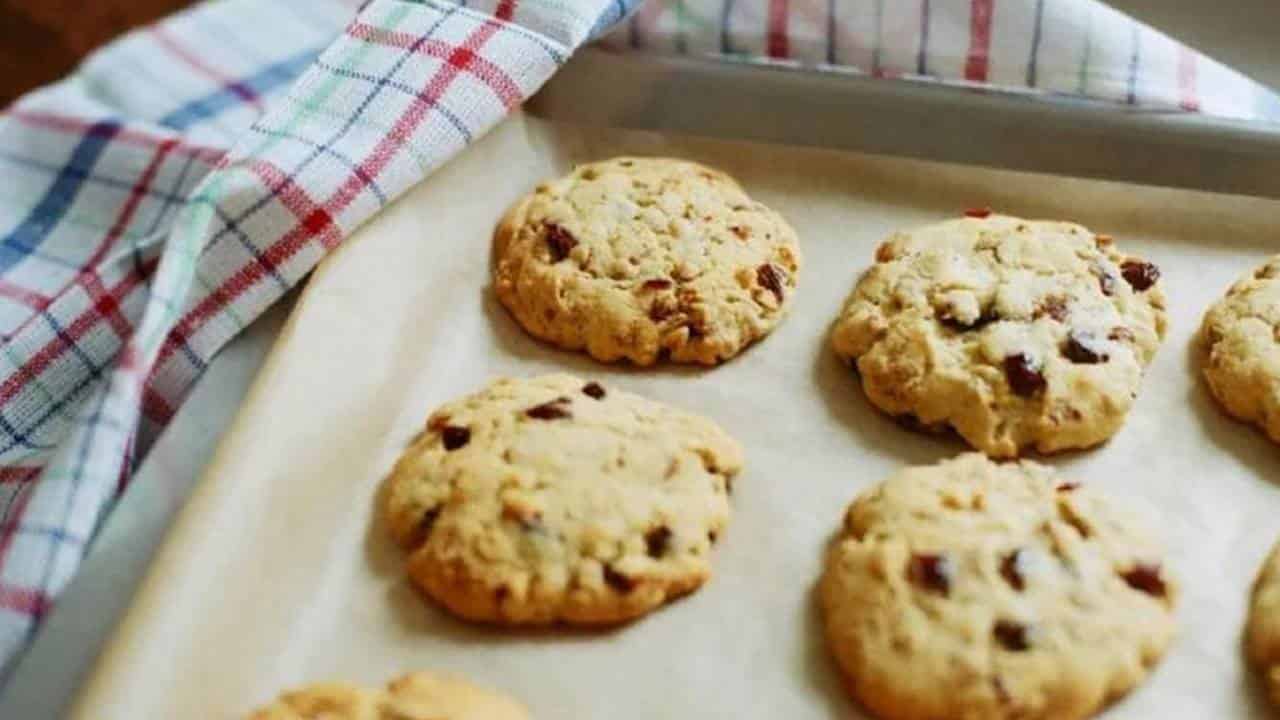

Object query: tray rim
[532,48,1280,200]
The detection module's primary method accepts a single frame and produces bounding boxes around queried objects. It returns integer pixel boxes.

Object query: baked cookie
[821,453,1178,720]
[830,214,1167,458]
[1247,541,1280,708]
[493,157,801,365]
[247,671,528,720]
[383,374,743,624]
[1200,255,1280,443]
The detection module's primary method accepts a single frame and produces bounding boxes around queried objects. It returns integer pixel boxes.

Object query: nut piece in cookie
[493,157,802,366]
[246,670,529,720]
[821,453,1177,720]
[830,214,1167,457]
[382,374,743,625]
[1199,254,1280,443]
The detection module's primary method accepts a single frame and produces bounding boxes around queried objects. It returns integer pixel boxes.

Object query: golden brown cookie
[831,214,1167,457]
[494,157,801,365]
[247,671,528,720]
[1247,541,1280,708]
[1200,255,1280,442]
[821,453,1178,720]
[383,374,743,624]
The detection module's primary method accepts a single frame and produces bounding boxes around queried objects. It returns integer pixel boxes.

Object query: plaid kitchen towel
[607,0,1280,121]
[0,0,1277,680]
[0,0,640,679]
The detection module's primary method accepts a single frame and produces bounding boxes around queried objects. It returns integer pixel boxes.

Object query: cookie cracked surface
[830,215,1167,457]
[821,453,1178,720]
[494,157,801,365]
[247,671,528,720]
[383,374,743,625]
[1200,255,1280,443]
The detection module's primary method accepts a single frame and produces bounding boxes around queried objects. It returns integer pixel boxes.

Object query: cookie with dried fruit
[382,374,743,625]
[830,214,1166,457]
[494,157,801,365]
[821,453,1178,720]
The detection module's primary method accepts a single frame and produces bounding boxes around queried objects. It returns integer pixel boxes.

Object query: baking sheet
[70,112,1280,718]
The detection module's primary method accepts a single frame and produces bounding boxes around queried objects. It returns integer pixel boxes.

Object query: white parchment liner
[72,113,1280,718]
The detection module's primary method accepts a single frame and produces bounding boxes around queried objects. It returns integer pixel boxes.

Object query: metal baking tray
[5,44,1280,718]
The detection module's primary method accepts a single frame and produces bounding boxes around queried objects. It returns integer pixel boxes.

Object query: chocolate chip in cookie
[526,397,572,420]
[1062,332,1108,364]
[441,425,471,450]
[1004,353,1047,397]
[908,553,953,596]
[1120,260,1160,292]
[993,620,1033,651]
[544,222,577,262]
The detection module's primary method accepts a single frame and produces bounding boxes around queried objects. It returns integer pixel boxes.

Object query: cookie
[1248,541,1280,708]
[247,671,528,720]
[383,374,743,624]
[830,214,1167,458]
[493,157,801,365]
[820,453,1178,720]
[1200,256,1280,443]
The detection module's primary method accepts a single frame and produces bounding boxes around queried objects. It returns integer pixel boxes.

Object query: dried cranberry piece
[642,278,673,290]
[1120,563,1167,598]
[582,382,606,400]
[441,425,470,451]
[1000,549,1026,591]
[645,526,672,558]
[526,397,571,420]
[757,263,785,303]
[1120,260,1160,291]
[1003,353,1047,397]
[603,564,635,592]
[965,207,992,218]
[545,222,577,262]
[1108,327,1134,343]
[909,553,953,596]
[1062,332,1108,364]
[993,620,1032,651]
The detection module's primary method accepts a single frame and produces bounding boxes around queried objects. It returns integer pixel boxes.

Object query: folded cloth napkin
[0,0,1275,679]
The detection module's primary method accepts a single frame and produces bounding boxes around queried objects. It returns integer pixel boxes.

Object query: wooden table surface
[0,0,190,106]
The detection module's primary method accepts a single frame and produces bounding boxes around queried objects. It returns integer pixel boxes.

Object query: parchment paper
[71,112,1280,719]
